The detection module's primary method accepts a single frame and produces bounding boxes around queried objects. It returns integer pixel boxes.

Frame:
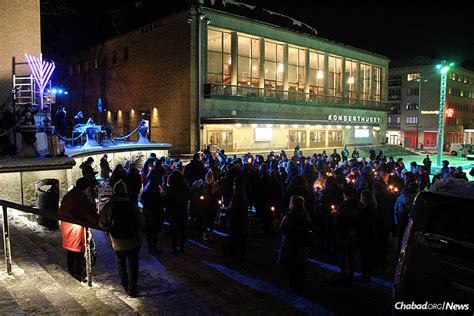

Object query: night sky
[41,0,474,69]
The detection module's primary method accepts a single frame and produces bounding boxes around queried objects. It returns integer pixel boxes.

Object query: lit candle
[394,187,399,192]
[247,158,252,164]
[331,205,336,215]
[270,206,275,212]
[218,200,222,205]
[200,195,205,200]
[389,185,394,191]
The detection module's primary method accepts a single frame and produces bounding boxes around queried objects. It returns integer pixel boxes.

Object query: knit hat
[113,180,128,195]
[76,177,91,190]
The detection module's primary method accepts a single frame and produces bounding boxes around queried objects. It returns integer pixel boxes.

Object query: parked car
[393,190,474,311]
[449,143,473,156]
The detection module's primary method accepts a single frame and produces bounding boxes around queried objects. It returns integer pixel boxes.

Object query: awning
[201,117,380,126]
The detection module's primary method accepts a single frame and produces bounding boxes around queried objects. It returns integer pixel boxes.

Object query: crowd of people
[60,145,473,295]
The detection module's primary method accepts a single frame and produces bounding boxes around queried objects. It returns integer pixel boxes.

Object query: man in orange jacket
[59,177,99,282]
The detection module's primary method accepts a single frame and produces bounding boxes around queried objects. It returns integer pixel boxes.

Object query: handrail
[0,199,104,232]
[0,199,104,287]
[206,83,390,110]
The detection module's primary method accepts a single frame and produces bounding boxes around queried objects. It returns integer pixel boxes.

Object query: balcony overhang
[201,117,381,126]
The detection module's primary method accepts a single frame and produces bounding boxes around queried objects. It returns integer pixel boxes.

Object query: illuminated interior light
[277,63,284,73]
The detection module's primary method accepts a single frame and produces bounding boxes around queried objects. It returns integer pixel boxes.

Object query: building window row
[69,46,130,76]
[405,102,418,110]
[388,89,401,100]
[388,116,400,124]
[450,103,474,113]
[448,87,473,98]
[207,27,384,101]
[450,72,472,85]
[407,73,420,82]
[406,116,418,124]
[406,88,419,96]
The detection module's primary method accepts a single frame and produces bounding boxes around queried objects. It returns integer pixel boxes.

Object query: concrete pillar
[371,64,376,100]
[324,53,329,95]
[341,57,346,98]
[356,62,361,99]
[283,43,289,91]
[325,128,329,147]
[259,38,265,90]
[231,32,238,86]
[304,48,310,94]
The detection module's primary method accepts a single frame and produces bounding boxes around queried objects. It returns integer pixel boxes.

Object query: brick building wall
[66,11,194,152]
[0,0,41,105]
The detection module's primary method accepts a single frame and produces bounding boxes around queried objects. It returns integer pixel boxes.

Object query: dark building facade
[64,5,390,154]
[387,64,474,149]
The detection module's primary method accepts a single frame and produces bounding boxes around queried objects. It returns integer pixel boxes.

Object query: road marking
[187,239,213,251]
[203,260,335,316]
[306,258,393,291]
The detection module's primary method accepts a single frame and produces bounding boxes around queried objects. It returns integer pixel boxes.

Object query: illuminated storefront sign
[421,110,440,115]
[327,114,380,123]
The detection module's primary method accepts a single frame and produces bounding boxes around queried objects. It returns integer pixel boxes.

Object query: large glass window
[237,35,259,87]
[374,66,382,101]
[345,60,358,99]
[264,41,284,89]
[361,63,371,100]
[207,29,231,84]
[309,51,325,94]
[288,46,306,92]
[328,56,342,96]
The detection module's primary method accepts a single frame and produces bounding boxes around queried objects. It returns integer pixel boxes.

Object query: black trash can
[35,179,60,230]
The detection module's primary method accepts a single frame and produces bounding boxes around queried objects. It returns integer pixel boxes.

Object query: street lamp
[435,61,454,167]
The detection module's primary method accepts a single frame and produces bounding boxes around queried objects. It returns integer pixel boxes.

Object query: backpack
[108,200,138,239]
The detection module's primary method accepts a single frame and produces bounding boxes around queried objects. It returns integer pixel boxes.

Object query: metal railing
[0,199,104,287]
[205,83,389,111]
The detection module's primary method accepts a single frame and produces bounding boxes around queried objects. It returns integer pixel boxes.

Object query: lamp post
[435,61,454,167]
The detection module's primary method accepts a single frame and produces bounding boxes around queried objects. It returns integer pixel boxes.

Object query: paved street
[0,211,393,315]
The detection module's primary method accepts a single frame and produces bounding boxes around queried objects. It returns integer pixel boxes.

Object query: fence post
[2,206,12,275]
[84,227,92,287]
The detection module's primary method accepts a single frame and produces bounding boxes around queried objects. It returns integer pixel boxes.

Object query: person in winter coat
[394,182,418,250]
[164,171,190,254]
[372,181,394,268]
[201,170,222,241]
[100,154,112,179]
[341,145,350,162]
[224,176,249,260]
[278,195,312,293]
[99,180,145,297]
[110,164,127,189]
[141,156,157,184]
[357,190,377,283]
[126,162,142,204]
[140,177,164,254]
[351,148,360,160]
[80,157,97,182]
[335,186,359,284]
[184,153,207,186]
[59,177,99,283]
[253,164,274,235]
